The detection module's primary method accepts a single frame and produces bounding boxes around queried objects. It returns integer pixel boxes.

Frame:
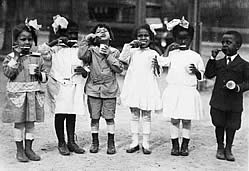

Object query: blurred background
[0,0,248,55]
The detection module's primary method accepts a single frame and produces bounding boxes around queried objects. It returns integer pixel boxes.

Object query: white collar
[227,54,237,61]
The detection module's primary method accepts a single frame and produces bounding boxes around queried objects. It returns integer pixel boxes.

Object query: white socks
[130,120,139,148]
[107,124,115,134]
[142,121,151,149]
[170,123,180,139]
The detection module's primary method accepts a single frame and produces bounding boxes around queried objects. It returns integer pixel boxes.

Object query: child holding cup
[154,17,205,156]
[78,23,123,155]
[38,15,87,156]
[205,31,249,161]
[2,19,47,162]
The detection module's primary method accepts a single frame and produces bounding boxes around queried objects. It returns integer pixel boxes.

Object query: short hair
[133,24,154,42]
[91,23,114,41]
[172,25,194,40]
[13,23,37,45]
[224,30,242,48]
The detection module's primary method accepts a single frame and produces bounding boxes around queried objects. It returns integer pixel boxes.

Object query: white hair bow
[25,18,42,31]
[52,15,69,34]
[166,16,189,31]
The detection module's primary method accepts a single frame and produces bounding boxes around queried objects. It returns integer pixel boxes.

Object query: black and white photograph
[0,0,248,170]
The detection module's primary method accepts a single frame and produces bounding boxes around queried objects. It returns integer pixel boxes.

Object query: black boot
[90,133,99,153]
[225,129,236,161]
[55,114,70,156]
[107,133,116,155]
[171,138,180,156]
[16,141,29,162]
[66,115,85,154]
[25,140,41,161]
[180,138,190,156]
[215,127,225,160]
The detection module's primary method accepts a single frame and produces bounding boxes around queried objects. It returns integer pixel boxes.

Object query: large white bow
[166,16,189,31]
[25,18,42,31]
[52,15,69,34]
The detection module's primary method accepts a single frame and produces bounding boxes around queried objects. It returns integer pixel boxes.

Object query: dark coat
[204,55,249,112]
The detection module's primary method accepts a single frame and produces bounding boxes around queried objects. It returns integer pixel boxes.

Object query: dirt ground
[0,38,248,170]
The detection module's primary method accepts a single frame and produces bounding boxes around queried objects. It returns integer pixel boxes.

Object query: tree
[1,0,26,54]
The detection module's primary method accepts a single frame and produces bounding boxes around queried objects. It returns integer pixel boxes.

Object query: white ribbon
[166,16,189,31]
[52,15,69,34]
[25,18,42,31]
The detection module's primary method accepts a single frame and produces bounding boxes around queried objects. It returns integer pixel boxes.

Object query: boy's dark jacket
[205,55,249,112]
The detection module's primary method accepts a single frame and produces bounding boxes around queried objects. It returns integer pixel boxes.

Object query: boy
[78,24,123,154]
[204,31,249,161]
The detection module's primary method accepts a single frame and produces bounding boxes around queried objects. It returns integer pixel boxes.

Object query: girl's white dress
[39,43,86,115]
[158,49,204,120]
[119,44,162,111]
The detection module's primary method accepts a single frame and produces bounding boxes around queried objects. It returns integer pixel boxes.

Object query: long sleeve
[78,39,92,64]
[238,62,249,92]
[106,49,123,73]
[204,59,217,79]
[197,55,205,80]
[119,44,132,64]
[2,54,20,80]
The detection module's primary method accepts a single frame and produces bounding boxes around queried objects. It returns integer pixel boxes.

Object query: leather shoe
[58,142,70,156]
[216,148,225,160]
[225,148,235,161]
[142,146,151,155]
[126,145,139,153]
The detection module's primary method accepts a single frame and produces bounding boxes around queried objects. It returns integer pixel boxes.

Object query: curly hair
[13,24,37,45]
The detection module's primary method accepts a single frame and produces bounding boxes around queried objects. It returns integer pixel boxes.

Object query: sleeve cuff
[41,72,47,83]
[7,59,18,68]
[210,56,216,60]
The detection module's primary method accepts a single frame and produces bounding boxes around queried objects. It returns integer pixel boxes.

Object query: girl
[39,15,87,156]
[2,19,47,162]
[119,24,162,154]
[155,17,205,156]
[78,23,123,155]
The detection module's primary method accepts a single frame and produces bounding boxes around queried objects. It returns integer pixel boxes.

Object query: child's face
[221,34,239,56]
[16,30,33,48]
[175,30,192,50]
[137,28,150,48]
[66,31,78,47]
[95,27,110,41]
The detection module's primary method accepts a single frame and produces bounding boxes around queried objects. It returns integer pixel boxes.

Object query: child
[39,15,87,156]
[119,24,162,155]
[78,23,123,154]
[2,19,47,162]
[155,17,205,156]
[204,31,249,161]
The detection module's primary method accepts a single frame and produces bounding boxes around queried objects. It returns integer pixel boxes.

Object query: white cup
[226,80,236,89]
[99,44,108,54]
[29,64,38,75]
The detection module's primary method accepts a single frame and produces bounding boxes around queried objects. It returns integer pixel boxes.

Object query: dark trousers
[210,107,238,148]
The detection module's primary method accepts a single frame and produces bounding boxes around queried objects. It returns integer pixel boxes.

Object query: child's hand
[224,80,239,92]
[58,36,68,44]
[34,67,42,80]
[152,56,160,76]
[74,66,88,78]
[85,33,101,41]
[189,64,198,74]
[211,49,221,58]
[168,42,180,51]
[12,44,22,59]
[99,44,110,55]
[129,40,141,48]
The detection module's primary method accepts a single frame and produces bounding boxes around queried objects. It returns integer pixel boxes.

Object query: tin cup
[226,80,236,90]
[28,64,38,75]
